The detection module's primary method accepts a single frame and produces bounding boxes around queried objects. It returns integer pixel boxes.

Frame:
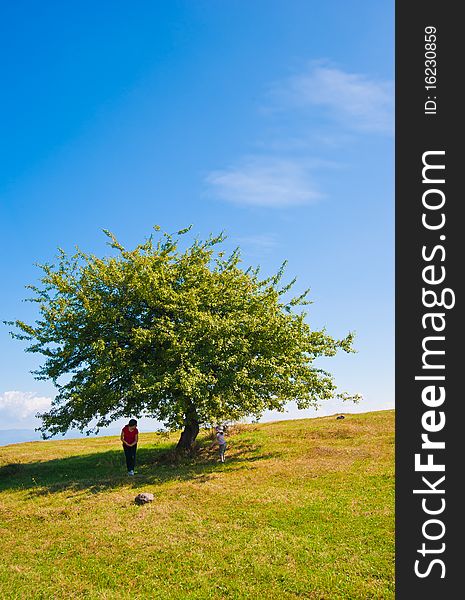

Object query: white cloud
[0,391,52,424]
[233,233,279,259]
[272,64,394,135]
[206,157,322,208]
[235,233,278,250]
[205,63,391,210]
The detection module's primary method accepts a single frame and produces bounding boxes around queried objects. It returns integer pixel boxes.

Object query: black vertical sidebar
[396,2,461,597]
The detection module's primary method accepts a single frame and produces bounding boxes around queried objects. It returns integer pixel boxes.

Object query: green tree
[7,226,360,450]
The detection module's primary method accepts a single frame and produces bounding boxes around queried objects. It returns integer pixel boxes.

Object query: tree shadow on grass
[0,438,278,497]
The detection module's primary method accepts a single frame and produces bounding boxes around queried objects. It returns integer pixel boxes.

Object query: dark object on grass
[135,492,154,505]
[336,415,345,420]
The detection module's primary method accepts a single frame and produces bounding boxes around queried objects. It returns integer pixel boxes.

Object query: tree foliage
[7,226,360,447]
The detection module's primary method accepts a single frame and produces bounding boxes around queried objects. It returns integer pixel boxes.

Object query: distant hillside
[0,410,394,599]
[0,427,123,447]
[0,429,42,446]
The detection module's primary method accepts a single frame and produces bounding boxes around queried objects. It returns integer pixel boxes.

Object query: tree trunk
[176,403,200,453]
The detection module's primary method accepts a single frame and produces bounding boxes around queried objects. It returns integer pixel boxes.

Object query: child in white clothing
[215,427,227,463]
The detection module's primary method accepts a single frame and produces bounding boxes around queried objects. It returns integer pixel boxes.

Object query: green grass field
[0,410,394,599]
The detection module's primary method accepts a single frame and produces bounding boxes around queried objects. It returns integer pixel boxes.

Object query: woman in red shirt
[120,419,139,475]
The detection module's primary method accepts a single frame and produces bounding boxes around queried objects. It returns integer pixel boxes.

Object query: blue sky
[0,1,394,436]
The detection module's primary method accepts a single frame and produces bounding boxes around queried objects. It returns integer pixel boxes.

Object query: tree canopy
[8,226,360,448]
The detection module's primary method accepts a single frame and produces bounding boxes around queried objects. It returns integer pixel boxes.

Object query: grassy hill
[0,410,394,599]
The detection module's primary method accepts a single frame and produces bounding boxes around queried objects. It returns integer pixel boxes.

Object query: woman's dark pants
[123,444,137,471]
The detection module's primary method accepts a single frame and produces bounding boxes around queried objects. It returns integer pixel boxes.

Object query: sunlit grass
[0,410,394,599]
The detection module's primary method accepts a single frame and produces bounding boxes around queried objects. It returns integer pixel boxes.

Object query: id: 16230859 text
[424,26,437,115]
